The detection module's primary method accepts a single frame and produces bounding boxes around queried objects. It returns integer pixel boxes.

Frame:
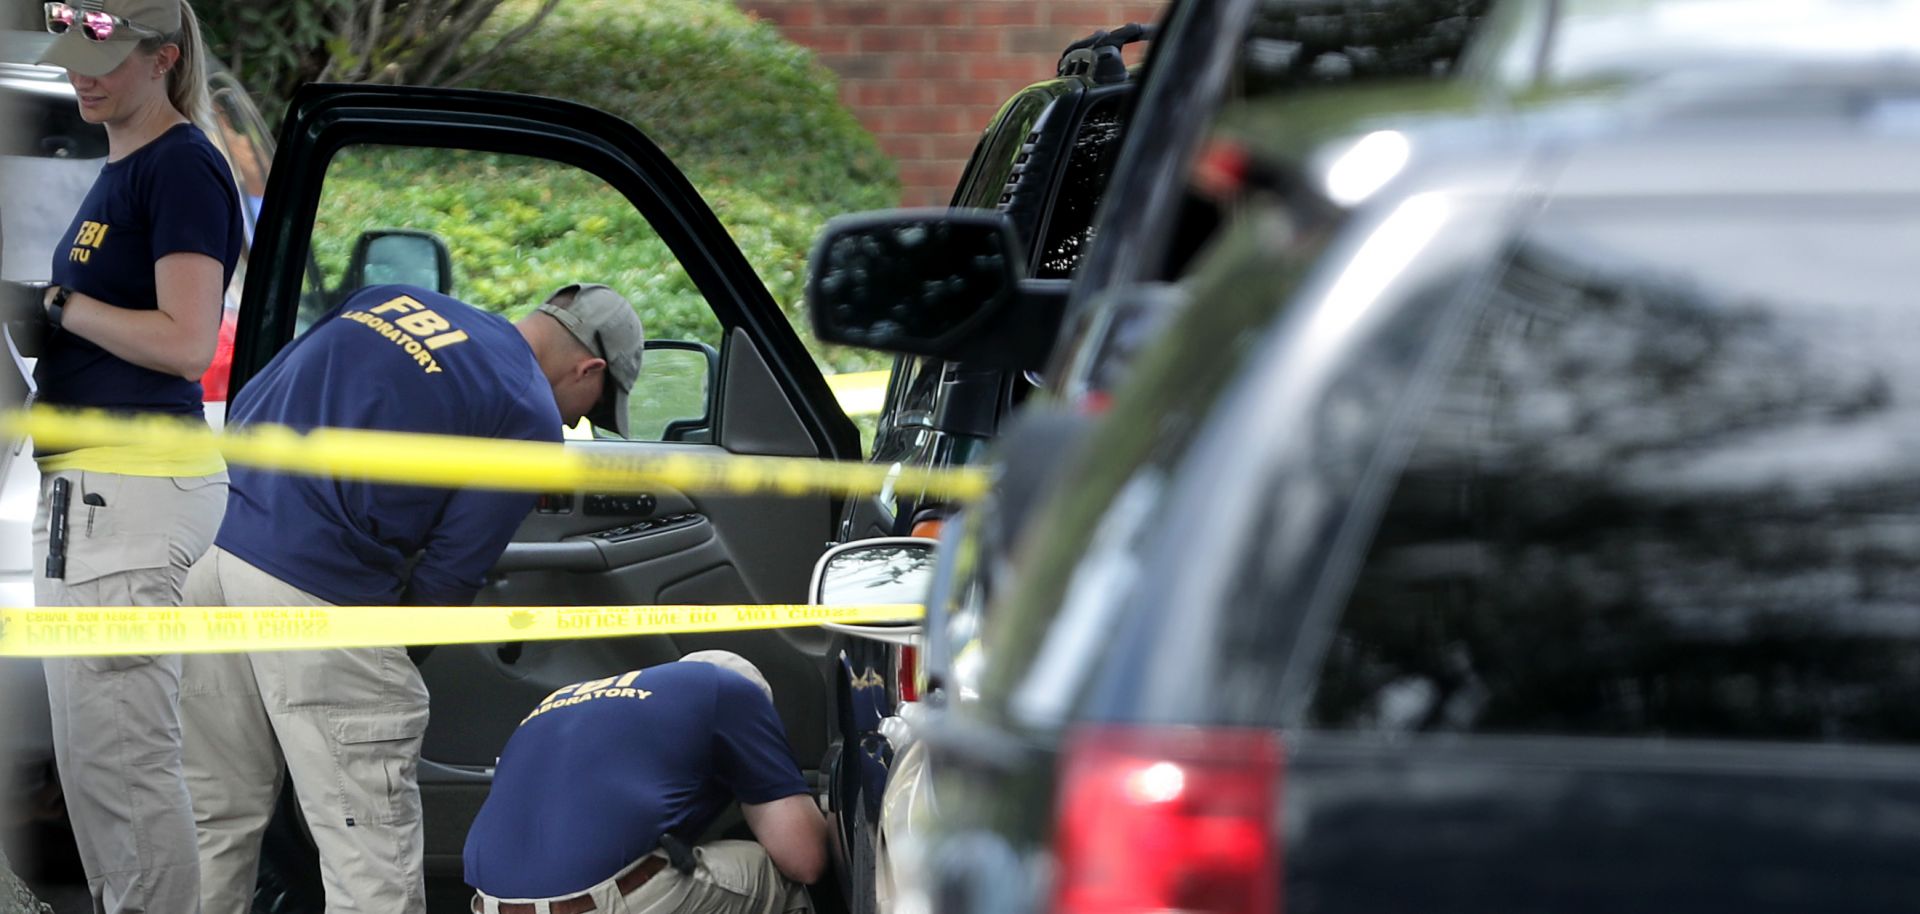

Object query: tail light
[901,517,940,705]
[1052,726,1282,914]
[200,309,237,402]
[896,645,920,703]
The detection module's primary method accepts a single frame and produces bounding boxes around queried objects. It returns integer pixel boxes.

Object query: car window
[0,83,104,281]
[1307,201,1920,743]
[871,354,942,461]
[953,92,1055,211]
[1034,94,1128,280]
[302,144,720,441]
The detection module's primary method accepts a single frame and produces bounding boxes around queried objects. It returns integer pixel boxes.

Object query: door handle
[496,540,605,572]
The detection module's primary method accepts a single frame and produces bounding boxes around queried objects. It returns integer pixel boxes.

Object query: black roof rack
[1058,22,1154,85]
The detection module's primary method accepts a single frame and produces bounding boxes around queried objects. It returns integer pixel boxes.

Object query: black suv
[824,26,1148,914]
[844,1,1920,912]
[805,1,1491,910]
[810,0,1492,722]
[842,23,1150,544]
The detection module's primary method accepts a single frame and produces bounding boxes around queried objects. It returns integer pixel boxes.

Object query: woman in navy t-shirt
[33,1,243,911]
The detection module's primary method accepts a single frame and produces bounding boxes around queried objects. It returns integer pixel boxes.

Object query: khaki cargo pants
[179,546,430,914]
[34,468,228,914]
[471,842,813,914]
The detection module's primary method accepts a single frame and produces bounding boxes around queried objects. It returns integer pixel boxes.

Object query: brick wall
[739,0,1167,206]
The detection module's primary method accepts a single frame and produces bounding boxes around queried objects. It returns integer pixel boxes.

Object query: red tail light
[200,309,237,403]
[1052,726,1282,914]
[897,645,920,703]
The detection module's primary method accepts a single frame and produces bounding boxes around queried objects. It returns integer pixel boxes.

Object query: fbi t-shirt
[463,662,811,898]
[215,284,561,606]
[39,122,243,419]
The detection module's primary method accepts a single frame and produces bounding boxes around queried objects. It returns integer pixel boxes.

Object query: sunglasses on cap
[44,2,163,41]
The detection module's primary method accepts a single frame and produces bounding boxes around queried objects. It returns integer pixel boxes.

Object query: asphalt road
[8,822,473,914]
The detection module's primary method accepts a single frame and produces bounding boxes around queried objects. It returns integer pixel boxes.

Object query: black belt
[478,855,670,914]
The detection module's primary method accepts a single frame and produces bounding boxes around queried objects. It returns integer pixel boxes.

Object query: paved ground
[25,883,84,914]
[8,822,473,914]
[20,875,476,913]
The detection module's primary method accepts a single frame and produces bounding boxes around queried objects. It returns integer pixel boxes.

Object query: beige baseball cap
[39,0,181,78]
[536,283,644,438]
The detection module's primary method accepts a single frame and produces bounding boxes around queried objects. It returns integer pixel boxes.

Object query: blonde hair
[138,0,212,130]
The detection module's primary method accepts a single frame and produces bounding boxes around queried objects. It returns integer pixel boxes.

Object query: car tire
[848,791,877,914]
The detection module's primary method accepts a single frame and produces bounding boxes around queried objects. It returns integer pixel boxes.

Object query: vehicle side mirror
[343,229,453,297]
[806,209,1067,371]
[809,536,938,646]
[622,340,719,443]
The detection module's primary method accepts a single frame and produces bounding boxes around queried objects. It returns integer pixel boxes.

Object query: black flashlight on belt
[46,477,70,580]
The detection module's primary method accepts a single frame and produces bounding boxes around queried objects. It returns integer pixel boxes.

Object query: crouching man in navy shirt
[465,651,828,914]
[177,282,646,914]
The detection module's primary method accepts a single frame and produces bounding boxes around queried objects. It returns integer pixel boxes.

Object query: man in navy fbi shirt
[176,282,646,914]
[466,651,828,914]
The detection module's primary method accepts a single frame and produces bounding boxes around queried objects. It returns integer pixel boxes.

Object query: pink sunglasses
[44,2,163,42]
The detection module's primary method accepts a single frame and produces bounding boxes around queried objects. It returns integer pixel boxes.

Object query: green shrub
[452,0,899,372]
[312,148,724,342]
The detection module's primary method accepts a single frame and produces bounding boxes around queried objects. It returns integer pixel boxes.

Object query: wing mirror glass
[623,340,719,443]
[344,229,453,297]
[809,536,937,646]
[806,209,1065,371]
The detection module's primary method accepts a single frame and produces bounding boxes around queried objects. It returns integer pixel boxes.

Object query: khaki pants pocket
[61,534,176,672]
[327,708,429,826]
[278,647,425,710]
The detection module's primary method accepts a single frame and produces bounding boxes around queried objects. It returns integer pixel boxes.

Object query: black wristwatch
[45,285,68,330]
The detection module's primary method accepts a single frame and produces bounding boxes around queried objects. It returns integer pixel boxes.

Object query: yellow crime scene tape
[0,603,926,658]
[0,406,958,657]
[0,405,987,501]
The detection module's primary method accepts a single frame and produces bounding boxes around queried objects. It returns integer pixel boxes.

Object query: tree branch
[440,0,560,86]
[317,0,360,81]
[414,0,506,85]
[366,0,387,75]
[399,0,440,54]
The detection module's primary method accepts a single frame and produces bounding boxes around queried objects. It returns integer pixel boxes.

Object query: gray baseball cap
[679,650,773,703]
[39,0,181,78]
[536,283,644,438]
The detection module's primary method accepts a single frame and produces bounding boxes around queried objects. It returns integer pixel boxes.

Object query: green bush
[453,0,899,371]
[312,148,723,343]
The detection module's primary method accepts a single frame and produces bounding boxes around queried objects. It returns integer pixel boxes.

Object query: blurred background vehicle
[0,28,278,906]
[802,0,1489,910]
[863,1,1920,912]
[816,25,1151,914]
